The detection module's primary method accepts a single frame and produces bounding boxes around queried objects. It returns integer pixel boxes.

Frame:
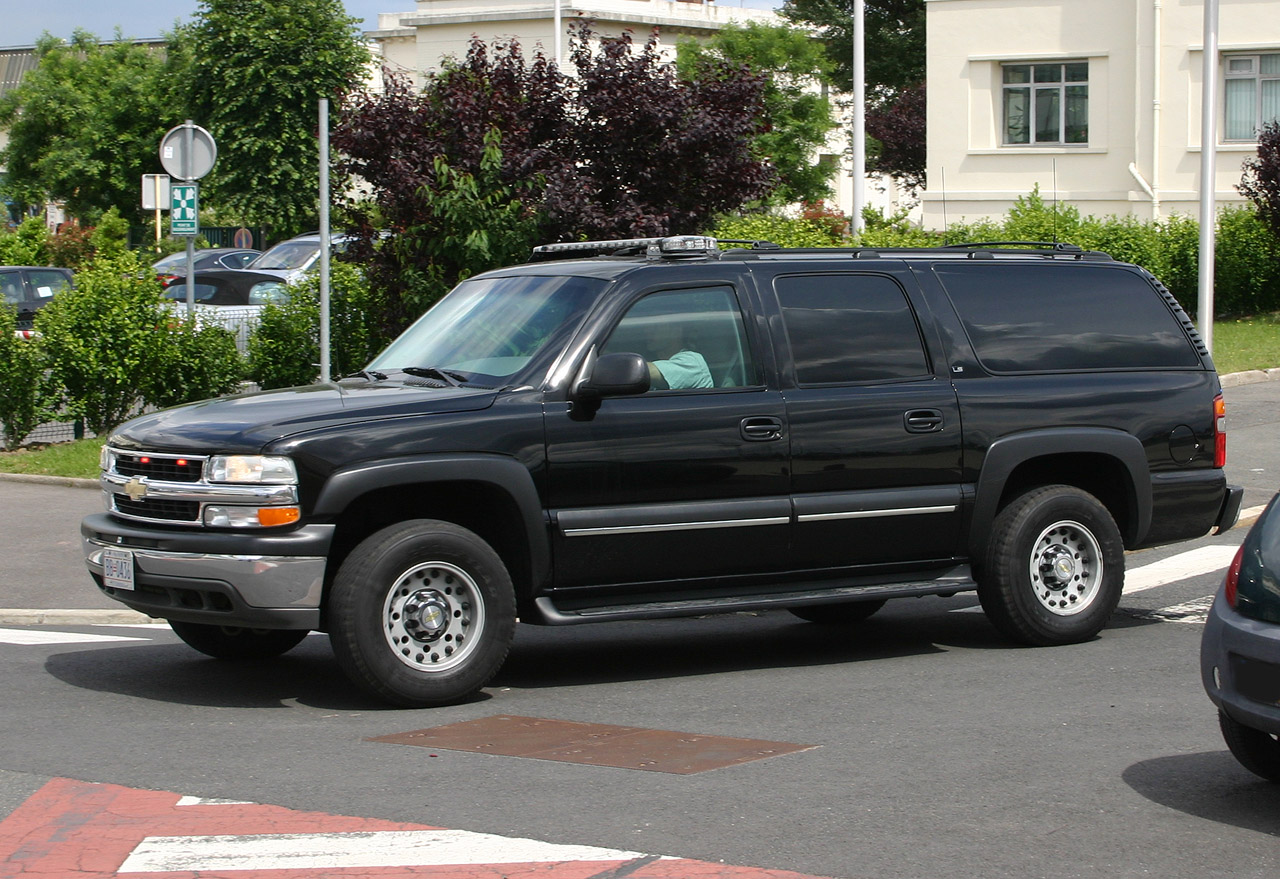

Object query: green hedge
[711,192,1280,318]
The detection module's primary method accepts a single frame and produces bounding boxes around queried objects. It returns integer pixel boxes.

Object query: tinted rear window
[933,263,1200,372]
[775,273,931,384]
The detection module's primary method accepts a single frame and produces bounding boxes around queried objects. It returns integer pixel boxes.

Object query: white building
[924,0,1280,227]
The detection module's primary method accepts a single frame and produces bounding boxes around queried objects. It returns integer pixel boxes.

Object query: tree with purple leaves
[333,21,774,335]
[1239,122,1280,241]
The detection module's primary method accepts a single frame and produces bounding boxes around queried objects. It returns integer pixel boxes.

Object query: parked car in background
[162,269,290,308]
[242,232,351,283]
[1202,494,1280,782]
[163,269,292,353]
[1,266,74,330]
[153,248,261,286]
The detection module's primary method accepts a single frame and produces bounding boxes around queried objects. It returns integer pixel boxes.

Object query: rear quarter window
[933,263,1201,372]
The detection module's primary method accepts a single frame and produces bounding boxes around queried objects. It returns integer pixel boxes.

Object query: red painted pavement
[0,778,837,878]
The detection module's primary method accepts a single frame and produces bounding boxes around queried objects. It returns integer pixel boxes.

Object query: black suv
[82,237,1243,706]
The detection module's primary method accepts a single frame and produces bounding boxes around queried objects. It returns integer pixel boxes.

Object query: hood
[108,381,499,453]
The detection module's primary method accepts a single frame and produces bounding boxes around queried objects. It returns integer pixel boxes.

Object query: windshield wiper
[402,366,468,387]
[346,368,387,382]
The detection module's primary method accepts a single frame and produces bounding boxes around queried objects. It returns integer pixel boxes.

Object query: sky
[2,0,780,48]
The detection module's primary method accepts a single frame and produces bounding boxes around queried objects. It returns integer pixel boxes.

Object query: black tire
[789,600,887,625]
[1219,710,1280,783]
[168,621,309,660]
[977,485,1124,646]
[327,520,516,708]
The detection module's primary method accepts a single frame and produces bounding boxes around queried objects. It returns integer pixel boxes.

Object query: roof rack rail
[941,241,1082,251]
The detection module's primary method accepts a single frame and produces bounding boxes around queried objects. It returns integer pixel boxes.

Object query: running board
[531,571,978,625]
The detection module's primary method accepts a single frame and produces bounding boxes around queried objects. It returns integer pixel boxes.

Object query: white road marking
[0,628,148,645]
[1121,544,1239,594]
[175,796,253,806]
[117,829,662,872]
[1135,594,1216,624]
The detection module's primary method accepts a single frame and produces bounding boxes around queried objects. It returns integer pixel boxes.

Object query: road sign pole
[184,122,196,313]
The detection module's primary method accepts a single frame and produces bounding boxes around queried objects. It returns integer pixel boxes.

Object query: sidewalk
[3,369,1278,627]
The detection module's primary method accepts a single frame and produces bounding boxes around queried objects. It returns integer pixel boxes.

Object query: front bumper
[81,513,333,629]
[1200,584,1280,735]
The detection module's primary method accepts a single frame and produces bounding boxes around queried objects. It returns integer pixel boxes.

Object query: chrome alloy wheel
[1028,519,1104,616]
[382,561,486,672]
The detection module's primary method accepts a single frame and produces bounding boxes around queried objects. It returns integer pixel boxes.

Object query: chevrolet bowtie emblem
[123,477,149,501]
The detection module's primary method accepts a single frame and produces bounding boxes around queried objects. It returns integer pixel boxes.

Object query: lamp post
[851,0,865,235]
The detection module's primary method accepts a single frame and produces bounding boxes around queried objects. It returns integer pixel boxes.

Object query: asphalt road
[0,374,1276,878]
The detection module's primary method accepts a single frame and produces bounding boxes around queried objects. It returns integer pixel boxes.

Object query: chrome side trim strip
[563,516,790,537]
[797,504,958,523]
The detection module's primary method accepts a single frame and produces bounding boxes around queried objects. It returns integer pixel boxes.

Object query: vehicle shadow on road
[1122,752,1280,836]
[494,602,1010,689]
[41,636,393,711]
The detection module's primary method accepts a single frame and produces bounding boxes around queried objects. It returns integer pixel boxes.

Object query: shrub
[710,213,845,247]
[0,217,49,265]
[0,305,48,449]
[247,262,391,389]
[143,317,245,410]
[1214,206,1280,316]
[34,252,171,435]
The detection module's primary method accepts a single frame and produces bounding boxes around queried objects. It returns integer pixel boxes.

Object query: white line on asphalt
[0,627,149,645]
[1121,544,1240,594]
[117,830,665,872]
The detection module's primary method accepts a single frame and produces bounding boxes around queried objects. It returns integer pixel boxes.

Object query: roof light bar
[531,236,720,258]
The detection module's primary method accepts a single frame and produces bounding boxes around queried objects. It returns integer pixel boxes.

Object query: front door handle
[904,409,944,433]
[740,416,784,442]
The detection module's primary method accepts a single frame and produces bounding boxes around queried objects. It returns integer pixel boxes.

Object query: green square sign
[171,183,199,236]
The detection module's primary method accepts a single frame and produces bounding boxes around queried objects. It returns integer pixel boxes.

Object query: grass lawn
[2,315,1278,481]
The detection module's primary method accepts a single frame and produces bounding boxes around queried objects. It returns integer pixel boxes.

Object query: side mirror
[576,352,650,400]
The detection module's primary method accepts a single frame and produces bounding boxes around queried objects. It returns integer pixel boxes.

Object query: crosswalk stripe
[1121,544,1239,594]
[0,628,148,645]
[118,829,661,872]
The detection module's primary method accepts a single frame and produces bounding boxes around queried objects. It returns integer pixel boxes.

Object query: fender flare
[968,428,1151,557]
[312,453,550,589]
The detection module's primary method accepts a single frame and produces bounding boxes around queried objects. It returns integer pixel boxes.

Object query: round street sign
[160,122,217,180]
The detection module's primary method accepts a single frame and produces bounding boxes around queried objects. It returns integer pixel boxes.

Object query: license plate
[102,548,135,592]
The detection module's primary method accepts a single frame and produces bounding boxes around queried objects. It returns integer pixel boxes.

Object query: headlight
[206,455,297,484]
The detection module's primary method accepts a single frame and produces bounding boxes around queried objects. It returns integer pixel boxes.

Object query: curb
[0,472,98,489]
[0,608,161,626]
[1220,367,1280,387]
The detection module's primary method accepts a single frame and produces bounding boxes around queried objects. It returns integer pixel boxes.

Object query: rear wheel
[978,485,1124,646]
[168,621,309,660]
[328,520,516,707]
[789,600,887,625]
[1218,710,1280,782]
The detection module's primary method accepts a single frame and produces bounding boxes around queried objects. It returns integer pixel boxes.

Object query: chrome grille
[112,451,205,483]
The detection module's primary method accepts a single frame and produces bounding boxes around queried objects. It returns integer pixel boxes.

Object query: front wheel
[328,520,516,708]
[168,621,309,659]
[1219,710,1280,782]
[978,485,1124,646]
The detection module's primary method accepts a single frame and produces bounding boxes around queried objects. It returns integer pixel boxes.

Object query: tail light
[1224,543,1243,607]
[1213,393,1227,468]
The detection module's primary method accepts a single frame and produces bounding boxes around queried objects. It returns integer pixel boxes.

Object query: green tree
[782,0,926,182]
[0,32,176,222]
[170,0,371,237]
[781,0,925,100]
[677,22,840,206]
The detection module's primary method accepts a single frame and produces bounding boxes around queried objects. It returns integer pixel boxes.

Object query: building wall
[924,0,1278,229]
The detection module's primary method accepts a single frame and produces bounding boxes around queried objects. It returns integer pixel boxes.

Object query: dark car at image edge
[82,236,1243,707]
[1202,493,1280,782]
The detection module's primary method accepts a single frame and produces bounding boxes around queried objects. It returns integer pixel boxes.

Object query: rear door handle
[740,416,784,442]
[904,409,944,433]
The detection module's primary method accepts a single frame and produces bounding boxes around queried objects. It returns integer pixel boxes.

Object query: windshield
[248,241,318,271]
[369,274,607,384]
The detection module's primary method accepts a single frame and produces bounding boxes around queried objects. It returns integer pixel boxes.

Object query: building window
[1224,53,1280,141]
[1002,62,1088,146]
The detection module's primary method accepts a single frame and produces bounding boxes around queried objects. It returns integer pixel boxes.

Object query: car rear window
[933,263,1201,372]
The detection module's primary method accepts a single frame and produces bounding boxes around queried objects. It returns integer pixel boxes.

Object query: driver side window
[601,287,757,391]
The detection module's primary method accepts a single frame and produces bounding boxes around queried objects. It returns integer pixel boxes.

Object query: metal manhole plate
[368,714,817,774]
